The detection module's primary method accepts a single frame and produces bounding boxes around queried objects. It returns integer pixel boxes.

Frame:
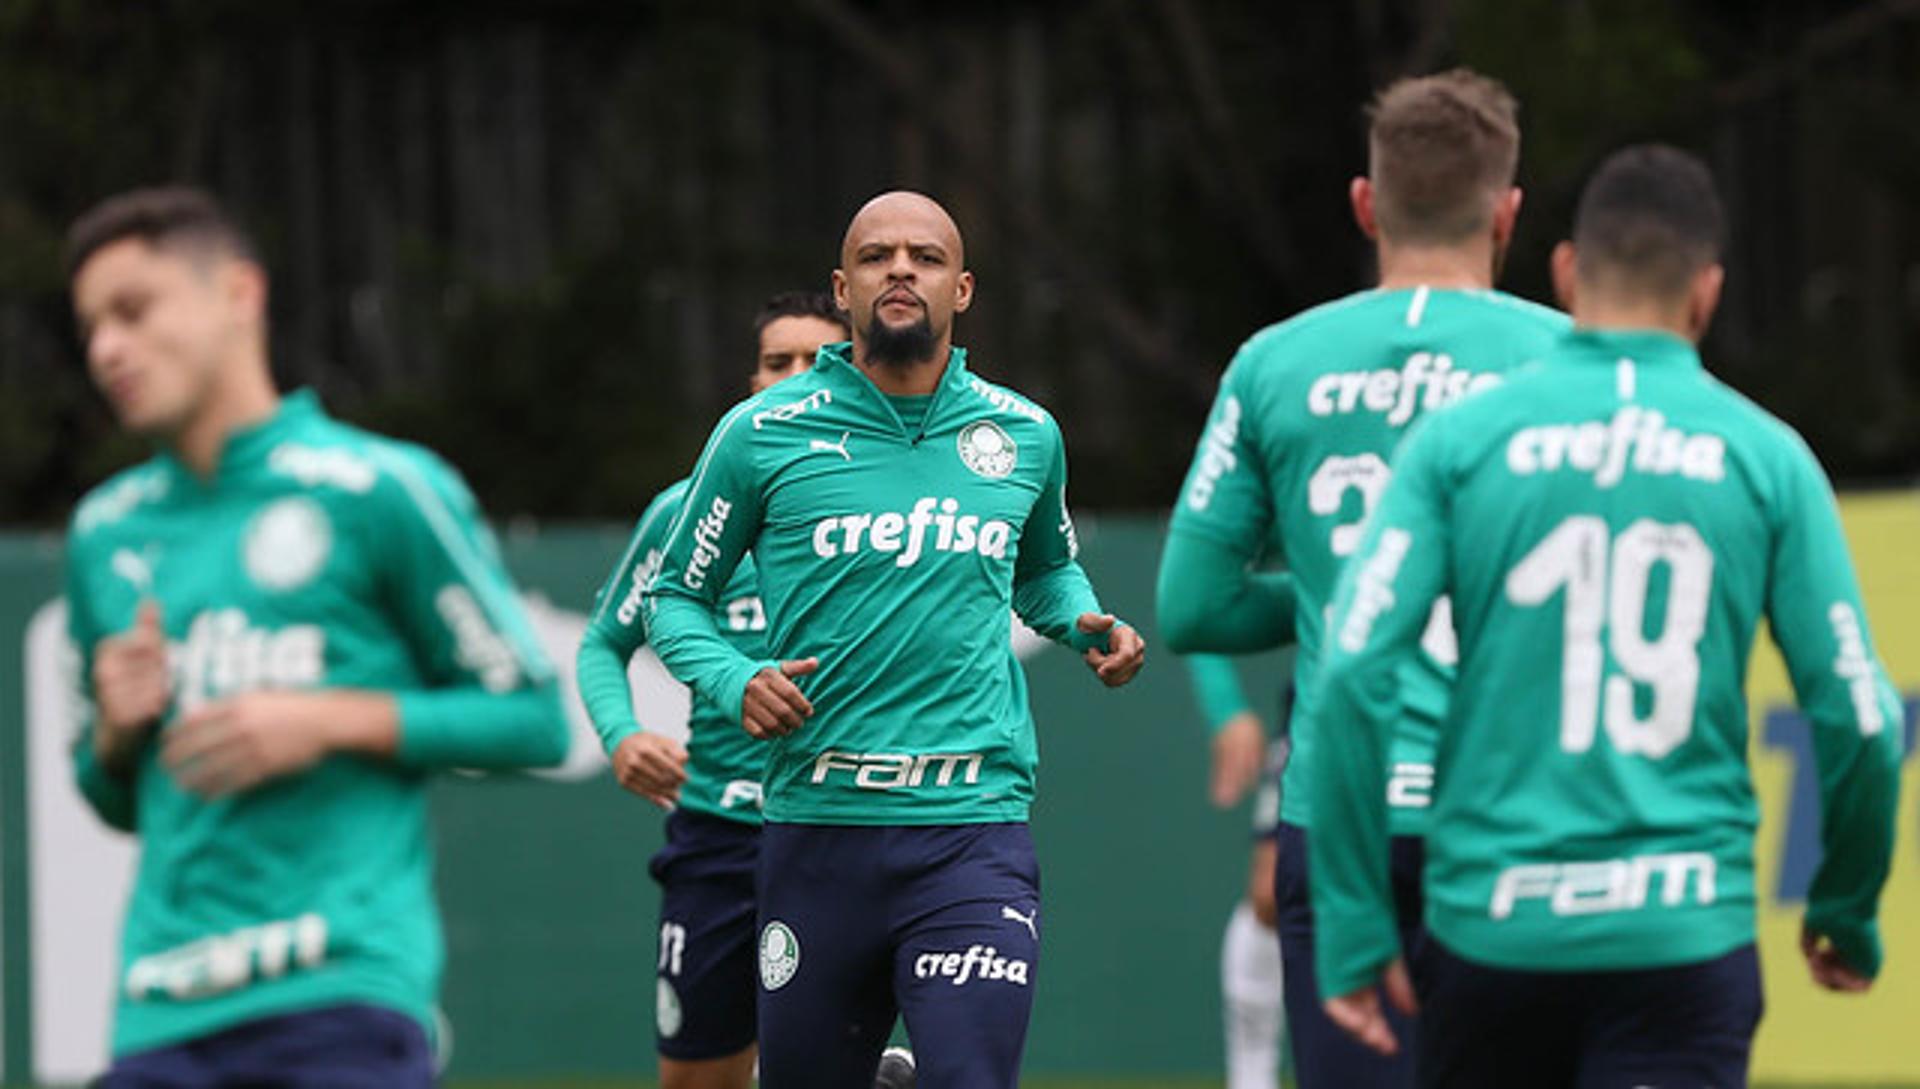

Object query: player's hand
[1209,712,1266,808]
[612,732,690,808]
[1801,923,1873,993]
[161,692,338,798]
[91,600,171,773]
[1078,614,1145,687]
[1324,958,1418,1057]
[742,658,817,740]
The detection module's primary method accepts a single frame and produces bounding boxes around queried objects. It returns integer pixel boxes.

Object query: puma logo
[1001,905,1038,942]
[809,432,852,461]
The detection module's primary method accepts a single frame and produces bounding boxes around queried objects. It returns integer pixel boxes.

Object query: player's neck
[168,354,282,480]
[1374,240,1495,292]
[852,339,951,396]
[1572,297,1697,343]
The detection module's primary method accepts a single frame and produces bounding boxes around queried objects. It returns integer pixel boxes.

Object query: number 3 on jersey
[1311,453,1458,663]
[1506,516,1712,759]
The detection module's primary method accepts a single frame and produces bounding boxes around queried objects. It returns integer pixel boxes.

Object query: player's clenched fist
[91,599,171,774]
[612,732,691,809]
[742,657,818,740]
[1077,613,1145,687]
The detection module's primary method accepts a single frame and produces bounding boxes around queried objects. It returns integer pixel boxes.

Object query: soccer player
[576,291,855,1089]
[1311,145,1903,1088]
[642,191,1146,1088]
[64,187,570,1088]
[1156,70,1566,1088]
[1186,653,1288,1089]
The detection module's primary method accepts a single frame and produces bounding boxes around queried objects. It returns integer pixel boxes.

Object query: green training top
[642,343,1111,825]
[1168,287,1569,835]
[65,391,569,1055]
[578,478,770,821]
[1310,328,1904,995]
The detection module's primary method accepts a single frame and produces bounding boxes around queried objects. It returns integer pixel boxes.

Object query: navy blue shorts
[648,808,762,1061]
[1273,821,1425,1089]
[755,822,1040,1089]
[97,1003,434,1088]
[1414,938,1763,1089]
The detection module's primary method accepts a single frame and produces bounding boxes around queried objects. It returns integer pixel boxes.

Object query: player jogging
[1311,145,1903,1088]
[1156,70,1565,1088]
[579,291,916,1088]
[642,191,1146,1088]
[65,187,570,1087]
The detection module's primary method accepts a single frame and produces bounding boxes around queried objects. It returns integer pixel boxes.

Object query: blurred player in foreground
[643,191,1145,1088]
[1311,145,1903,1088]
[1186,653,1289,1089]
[65,187,570,1087]
[578,292,911,1088]
[1157,69,1565,1088]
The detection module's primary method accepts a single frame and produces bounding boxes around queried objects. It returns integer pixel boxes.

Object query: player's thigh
[94,1042,209,1089]
[892,825,1041,1089]
[655,862,759,1063]
[755,824,897,1089]
[1577,944,1762,1089]
[146,1004,435,1089]
[1414,939,1575,1089]
[658,1047,758,1089]
[1274,822,1417,1089]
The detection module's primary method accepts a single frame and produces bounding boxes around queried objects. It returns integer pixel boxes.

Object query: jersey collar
[814,341,975,440]
[1561,327,1702,370]
[157,388,326,487]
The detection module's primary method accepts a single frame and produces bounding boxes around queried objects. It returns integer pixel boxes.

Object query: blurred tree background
[1,0,1915,523]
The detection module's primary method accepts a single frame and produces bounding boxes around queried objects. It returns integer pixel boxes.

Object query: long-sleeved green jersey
[1310,328,1904,996]
[642,343,1109,825]
[64,391,569,1055]
[578,478,769,821]
[1168,287,1568,835]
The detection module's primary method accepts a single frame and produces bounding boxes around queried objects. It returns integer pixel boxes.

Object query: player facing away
[642,191,1147,1088]
[1185,653,1289,1089]
[1156,69,1566,1088]
[1311,145,1904,1088]
[64,188,570,1087]
[577,291,888,1089]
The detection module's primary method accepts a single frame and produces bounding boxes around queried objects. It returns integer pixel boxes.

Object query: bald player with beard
[643,192,1146,1088]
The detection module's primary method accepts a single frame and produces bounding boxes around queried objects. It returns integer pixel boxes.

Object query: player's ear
[953,269,974,314]
[1491,187,1522,248]
[221,258,269,331]
[1550,241,1578,312]
[1349,177,1379,241]
[1686,263,1725,342]
[830,268,850,315]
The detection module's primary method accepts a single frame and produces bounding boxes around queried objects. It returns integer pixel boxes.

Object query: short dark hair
[65,187,260,281]
[753,291,848,339]
[1572,145,1723,299]
[1367,69,1521,244]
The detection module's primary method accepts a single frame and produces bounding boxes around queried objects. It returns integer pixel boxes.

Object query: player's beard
[864,309,939,368]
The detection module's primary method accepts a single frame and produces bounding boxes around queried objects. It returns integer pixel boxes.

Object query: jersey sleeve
[576,485,683,757]
[64,530,139,833]
[1185,654,1253,735]
[364,448,569,770]
[1011,417,1107,650]
[1160,356,1296,652]
[1763,437,1904,978]
[643,403,771,721]
[1307,416,1453,998]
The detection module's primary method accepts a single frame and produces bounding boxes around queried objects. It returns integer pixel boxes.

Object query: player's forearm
[645,592,768,725]
[1011,562,1105,648]
[575,627,644,757]
[73,729,139,833]
[1185,654,1253,734]
[1306,652,1403,997]
[1156,530,1296,654]
[1803,675,1905,978]
[394,683,570,769]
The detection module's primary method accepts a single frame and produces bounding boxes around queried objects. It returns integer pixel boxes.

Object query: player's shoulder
[70,458,173,541]
[955,360,1059,441]
[281,414,490,531]
[637,477,694,537]
[1465,289,1572,335]
[1227,290,1388,378]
